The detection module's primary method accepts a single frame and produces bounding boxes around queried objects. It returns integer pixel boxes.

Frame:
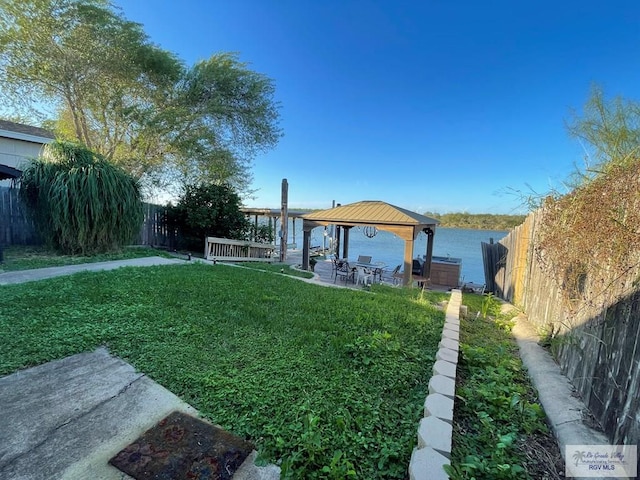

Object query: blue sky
[117,0,640,214]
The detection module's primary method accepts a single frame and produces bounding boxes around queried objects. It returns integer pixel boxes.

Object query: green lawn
[0,262,447,479]
[0,245,174,272]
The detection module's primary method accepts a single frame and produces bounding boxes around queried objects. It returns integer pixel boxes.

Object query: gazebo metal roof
[301,201,439,286]
[302,200,439,226]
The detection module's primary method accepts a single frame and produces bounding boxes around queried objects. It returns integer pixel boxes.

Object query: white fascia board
[0,129,55,145]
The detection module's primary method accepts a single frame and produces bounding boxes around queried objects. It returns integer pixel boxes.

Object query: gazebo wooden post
[335,225,341,258]
[384,225,419,287]
[253,215,259,242]
[280,178,288,262]
[302,219,324,270]
[342,226,350,259]
[272,217,279,249]
[423,227,435,280]
[292,218,297,246]
[302,229,311,270]
[402,240,413,286]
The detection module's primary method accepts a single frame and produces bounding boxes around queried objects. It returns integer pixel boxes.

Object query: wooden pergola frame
[301,201,439,286]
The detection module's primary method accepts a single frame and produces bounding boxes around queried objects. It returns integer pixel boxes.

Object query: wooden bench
[205,237,275,263]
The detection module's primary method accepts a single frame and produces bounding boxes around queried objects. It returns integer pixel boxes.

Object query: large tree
[0,0,281,194]
[567,85,640,182]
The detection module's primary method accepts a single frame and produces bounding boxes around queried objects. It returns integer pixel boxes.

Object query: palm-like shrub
[20,141,143,254]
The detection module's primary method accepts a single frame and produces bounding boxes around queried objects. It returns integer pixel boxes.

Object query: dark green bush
[166,183,251,251]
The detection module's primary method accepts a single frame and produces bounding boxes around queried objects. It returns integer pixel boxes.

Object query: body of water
[288,223,507,284]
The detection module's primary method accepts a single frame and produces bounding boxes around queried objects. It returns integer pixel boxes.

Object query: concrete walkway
[0,348,279,480]
[0,257,280,480]
[0,348,196,480]
[512,314,610,446]
[508,308,630,480]
[0,256,185,285]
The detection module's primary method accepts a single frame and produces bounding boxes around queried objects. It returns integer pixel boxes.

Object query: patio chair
[412,259,423,276]
[330,257,340,278]
[390,265,403,285]
[356,266,374,286]
[357,255,372,264]
[371,263,385,283]
[335,261,354,283]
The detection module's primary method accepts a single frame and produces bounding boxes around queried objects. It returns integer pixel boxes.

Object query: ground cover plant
[446,294,564,479]
[0,245,173,272]
[0,263,445,478]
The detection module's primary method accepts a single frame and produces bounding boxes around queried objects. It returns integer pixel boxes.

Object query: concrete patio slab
[0,348,278,480]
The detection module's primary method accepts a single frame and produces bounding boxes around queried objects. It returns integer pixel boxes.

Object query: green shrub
[166,183,251,251]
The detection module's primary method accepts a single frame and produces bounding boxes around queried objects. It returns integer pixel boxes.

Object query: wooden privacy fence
[482,212,535,304]
[136,203,174,249]
[204,236,275,262]
[0,187,39,245]
[0,189,174,249]
[0,194,276,255]
[483,210,640,446]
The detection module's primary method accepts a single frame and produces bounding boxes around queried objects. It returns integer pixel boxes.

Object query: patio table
[348,261,386,283]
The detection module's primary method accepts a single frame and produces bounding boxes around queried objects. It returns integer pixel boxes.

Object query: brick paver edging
[408,289,462,480]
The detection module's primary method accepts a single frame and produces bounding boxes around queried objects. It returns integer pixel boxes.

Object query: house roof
[302,200,440,226]
[0,119,55,144]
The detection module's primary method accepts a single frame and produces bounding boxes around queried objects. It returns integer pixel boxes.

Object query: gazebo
[301,201,439,286]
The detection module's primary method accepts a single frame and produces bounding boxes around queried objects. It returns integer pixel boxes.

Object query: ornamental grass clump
[20,141,143,255]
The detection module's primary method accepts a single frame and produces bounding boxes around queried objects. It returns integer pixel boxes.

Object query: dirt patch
[520,431,565,479]
[452,413,565,479]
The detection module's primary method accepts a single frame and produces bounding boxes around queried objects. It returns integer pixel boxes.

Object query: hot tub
[430,256,462,288]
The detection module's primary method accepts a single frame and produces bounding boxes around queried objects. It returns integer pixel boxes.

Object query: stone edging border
[409,289,462,480]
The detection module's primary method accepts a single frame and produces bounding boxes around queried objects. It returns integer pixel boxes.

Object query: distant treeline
[424,212,526,231]
[289,207,526,231]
